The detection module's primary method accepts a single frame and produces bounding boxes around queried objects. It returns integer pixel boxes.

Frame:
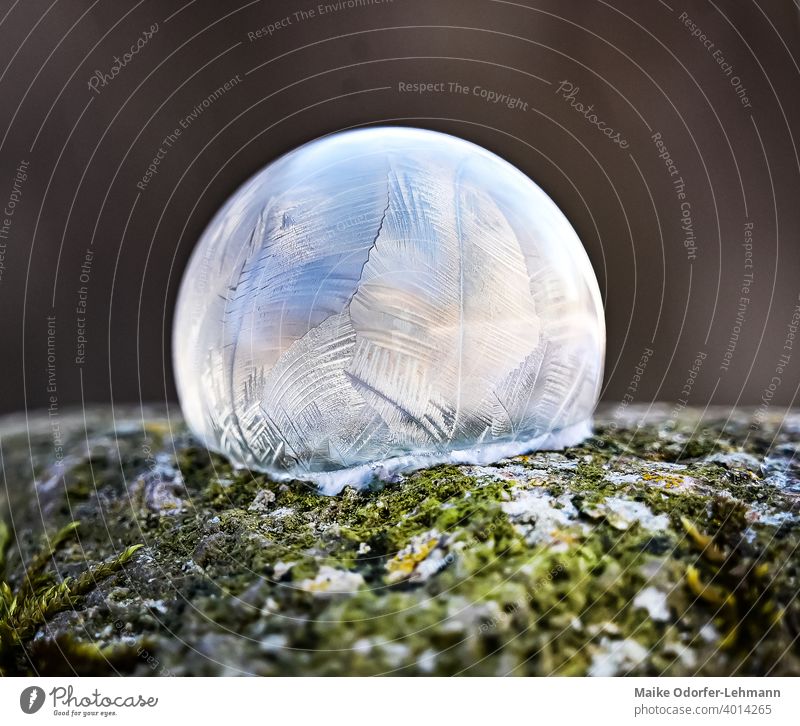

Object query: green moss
[64,457,122,503]
[582,424,726,464]
[203,472,264,509]
[138,428,798,674]
[574,459,608,486]
[25,634,146,676]
[0,520,11,580]
[676,499,790,669]
[0,520,144,675]
[1,406,798,675]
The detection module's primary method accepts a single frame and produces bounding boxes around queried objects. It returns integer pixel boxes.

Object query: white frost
[633,586,671,622]
[173,127,605,493]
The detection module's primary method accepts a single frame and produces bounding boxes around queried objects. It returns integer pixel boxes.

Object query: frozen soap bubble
[173,127,605,494]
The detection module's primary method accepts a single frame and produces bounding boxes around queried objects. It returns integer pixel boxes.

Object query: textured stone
[0,404,798,676]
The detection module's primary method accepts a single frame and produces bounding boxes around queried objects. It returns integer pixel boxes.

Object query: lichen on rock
[0,404,797,675]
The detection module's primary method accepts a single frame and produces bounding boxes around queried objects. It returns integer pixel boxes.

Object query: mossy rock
[0,404,798,675]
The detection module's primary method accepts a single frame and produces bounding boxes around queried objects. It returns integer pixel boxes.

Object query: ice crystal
[173,127,604,493]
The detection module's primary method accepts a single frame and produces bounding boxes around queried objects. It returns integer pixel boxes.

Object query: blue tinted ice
[173,127,605,493]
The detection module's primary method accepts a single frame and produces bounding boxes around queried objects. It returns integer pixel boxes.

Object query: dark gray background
[1,0,798,415]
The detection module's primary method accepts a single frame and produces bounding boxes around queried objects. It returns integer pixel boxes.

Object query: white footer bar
[1,677,797,725]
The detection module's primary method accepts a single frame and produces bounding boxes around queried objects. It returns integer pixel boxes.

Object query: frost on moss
[0,403,797,675]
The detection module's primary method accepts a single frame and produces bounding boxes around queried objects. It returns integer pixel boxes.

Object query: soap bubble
[173,127,604,493]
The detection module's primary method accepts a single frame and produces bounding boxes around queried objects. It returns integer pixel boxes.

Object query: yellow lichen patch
[641,471,685,489]
[753,562,770,579]
[550,529,581,547]
[385,532,441,584]
[143,422,172,438]
[298,566,364,596]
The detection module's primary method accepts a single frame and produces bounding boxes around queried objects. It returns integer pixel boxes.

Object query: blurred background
[0,0,798,415]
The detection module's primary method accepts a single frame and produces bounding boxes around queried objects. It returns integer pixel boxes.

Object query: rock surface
[0,404,798,676]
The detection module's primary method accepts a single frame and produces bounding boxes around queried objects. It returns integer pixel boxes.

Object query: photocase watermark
[742,220,754,272]
[112,618,174,676]
[667,350,707,426]
[719,222,755,373]
[618,347,654,413]
[0,159,30,286]
[46,314,63,467]
[87,23,159,95]
[19,686,45,714]
[48,685,158,716]
[136,645,175,677]
[397,80,529,111]
[136,74,243,191]
[246,0,397,41]
[751,293,800,429]
[554,81,629,149]
[651,132,696,261]
[21,683,159,718]
[719,296,750,373]
[74,247,94,366]
[478,562,565,633]
[600,347,654,444]
[677,11,752,109]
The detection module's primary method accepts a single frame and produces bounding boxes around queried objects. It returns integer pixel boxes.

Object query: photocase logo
[19,686,45,714]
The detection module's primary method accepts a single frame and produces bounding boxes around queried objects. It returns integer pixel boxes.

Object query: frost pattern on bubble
[173,127,605,493]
